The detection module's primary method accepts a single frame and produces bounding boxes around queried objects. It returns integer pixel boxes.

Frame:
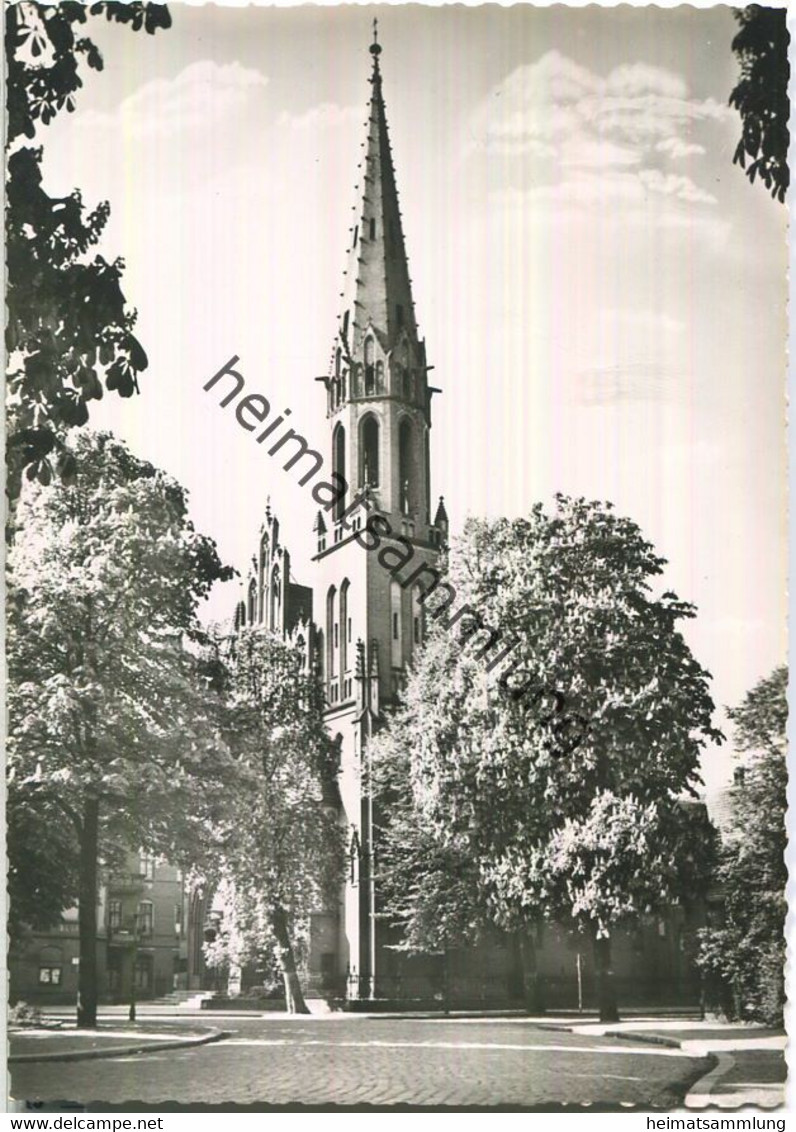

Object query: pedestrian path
[550,1017,786,1108]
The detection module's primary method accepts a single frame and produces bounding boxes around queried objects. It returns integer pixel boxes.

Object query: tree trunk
[593,933,619,1023]
[77,795,100,1029]
[272,905,310,1015]
[519,930,545,1014]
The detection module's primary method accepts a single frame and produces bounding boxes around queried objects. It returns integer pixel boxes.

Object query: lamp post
[129,911,140,1023]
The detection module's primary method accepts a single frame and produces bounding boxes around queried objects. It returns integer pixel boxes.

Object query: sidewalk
[552,1017,786,1108]
[9,1021,229,1064]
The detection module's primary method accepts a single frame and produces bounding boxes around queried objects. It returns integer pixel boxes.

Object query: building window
[412,585,424,648]
[342,309,350,340]
[340,579,349,676]
[109,900,122,930]
[349,828,361,886]
[364,337,375,395]
[39,967,62,986]
[138,901,154,937]
[369,217,376,241]
[326,587,337,679]
[248,578,257,624]
[396,303,404,327]
[334,622,339,649]
[234,601,246,630]
[332,423,346,521]
[134,955,153,992]
[139,853,155,880]
[399,418,415,514]
[361,415,379,487]
[175,903,183,935]
[390,580,403,669]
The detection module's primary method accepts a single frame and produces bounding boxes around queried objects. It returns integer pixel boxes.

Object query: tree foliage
[729,5,789,202]
[5,2,170,498]
[698,666,787,1024]
[7,429,233,1025]
[374,497,721,1015]
[7,790,80,944]
[202,631,346,1013]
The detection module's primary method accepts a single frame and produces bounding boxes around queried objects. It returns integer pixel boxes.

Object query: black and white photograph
[5,0,789,1113]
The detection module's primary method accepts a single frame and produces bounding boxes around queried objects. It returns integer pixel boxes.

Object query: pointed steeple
[335,25,418,366]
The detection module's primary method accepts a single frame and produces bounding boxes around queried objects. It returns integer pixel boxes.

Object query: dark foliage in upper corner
[6,2,171,144]
[5,3,170,499]
[730,5,790,202]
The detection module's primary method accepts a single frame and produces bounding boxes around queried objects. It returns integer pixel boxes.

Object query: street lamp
[129,911,141,1023]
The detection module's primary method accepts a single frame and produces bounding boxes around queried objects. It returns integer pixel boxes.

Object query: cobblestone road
[11,1016,710,1109]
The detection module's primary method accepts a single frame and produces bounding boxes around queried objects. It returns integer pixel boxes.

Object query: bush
[245,982,284,1000]
[9,1001,43,1028]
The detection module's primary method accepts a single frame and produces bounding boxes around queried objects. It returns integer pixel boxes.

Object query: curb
[530,1022,685,1049]
[685,1052,735,1108]
[9,1028,230,1065]
[603,1029,683,1050]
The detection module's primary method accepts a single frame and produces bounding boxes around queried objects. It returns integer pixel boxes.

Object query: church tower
[310,25,446,1000]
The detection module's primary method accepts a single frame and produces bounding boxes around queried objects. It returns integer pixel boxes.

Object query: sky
[36,3,787,801]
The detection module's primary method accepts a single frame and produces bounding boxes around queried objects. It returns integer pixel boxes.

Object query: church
[228,30,707,1012]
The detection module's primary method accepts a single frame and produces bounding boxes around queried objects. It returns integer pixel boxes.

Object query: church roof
[334,24,418,367]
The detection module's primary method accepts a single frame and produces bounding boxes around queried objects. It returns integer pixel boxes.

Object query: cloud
[76,61,268,140]
[604,63,687,100]
[466,49,726,240]
[472,50,729,156]
[560,138,641,168]
[639,168,717,204]
[277,102,361,134]
[656,136,707,160]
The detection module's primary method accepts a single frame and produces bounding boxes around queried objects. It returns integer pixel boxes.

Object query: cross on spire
[370,16,381,62]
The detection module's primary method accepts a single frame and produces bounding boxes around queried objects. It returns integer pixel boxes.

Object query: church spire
[335,26,418,367]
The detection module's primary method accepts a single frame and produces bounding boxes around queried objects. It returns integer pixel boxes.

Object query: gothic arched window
[360,415,379,488]
[412,584,424,647]
[399,417,414,514]
[375,360,384,392]
[260,534,269,587]
[326,586,337,679]
[333,423,346,521]
[390,579,403,669]
[364,337,375,395]
[340,579,350,676]
[247,578,257,624]
[270,565,281,630]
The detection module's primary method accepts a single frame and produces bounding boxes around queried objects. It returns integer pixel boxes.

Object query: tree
[204,630,345,1014]
[7,790,80,945]
[7,430,233,1027]
[697,666,787,1024]
[5,2,170,499]
[374,497,721,1020]
[729,5,789,203]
